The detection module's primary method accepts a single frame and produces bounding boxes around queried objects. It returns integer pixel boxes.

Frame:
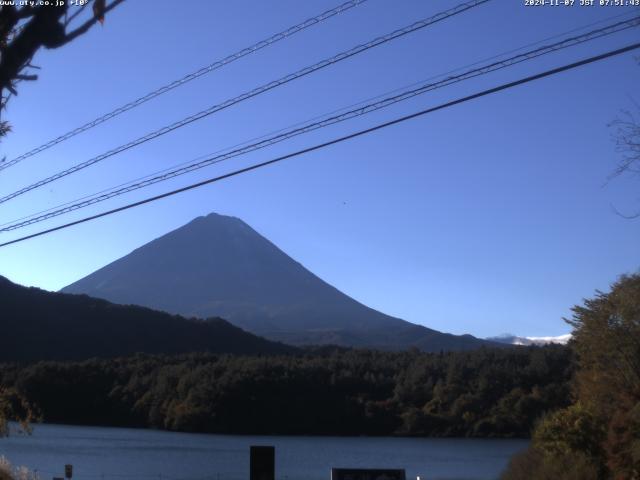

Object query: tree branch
[0,0,125,99]
[64,3,88,28]
[58,0,125,46]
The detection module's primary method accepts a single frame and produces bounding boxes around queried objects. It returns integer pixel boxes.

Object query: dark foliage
[0,345,572,437]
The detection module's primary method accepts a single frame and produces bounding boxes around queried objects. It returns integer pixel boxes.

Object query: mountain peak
[197,211,243,223]
[62,214,501,352]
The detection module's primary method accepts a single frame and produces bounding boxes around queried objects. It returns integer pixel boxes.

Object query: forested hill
[0,275,293,361]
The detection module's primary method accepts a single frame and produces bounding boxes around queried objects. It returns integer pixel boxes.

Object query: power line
[0,0,368,172]
[2,15,637,232]
[5,9,636,232]
[1,41,638,249]
[0,0,490,206]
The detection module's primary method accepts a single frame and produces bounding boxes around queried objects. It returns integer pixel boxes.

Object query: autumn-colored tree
[0,386,38,437]
[567,274,640,478]
[533,402,606,462]
[501,446,600,480]
[502,274,640,480]
[501,401,606,479]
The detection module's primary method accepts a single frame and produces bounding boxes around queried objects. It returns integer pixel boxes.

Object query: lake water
[0,424,527,480]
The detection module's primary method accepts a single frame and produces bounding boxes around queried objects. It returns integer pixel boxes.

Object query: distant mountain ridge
[487,333,572,346]
[62,213,504,352]
[0,275,291,361]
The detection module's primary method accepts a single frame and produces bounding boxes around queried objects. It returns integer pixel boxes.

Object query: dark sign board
[250,445,275,480]
[331,469,406,480]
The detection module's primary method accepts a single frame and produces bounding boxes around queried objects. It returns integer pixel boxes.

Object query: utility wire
[2,16,638,233]
[4,8,636,231]
[0,0,368,172]
[1,41,638,249]
[0,0,490,206]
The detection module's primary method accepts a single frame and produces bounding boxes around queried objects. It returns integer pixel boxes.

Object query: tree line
[0,344,572,438]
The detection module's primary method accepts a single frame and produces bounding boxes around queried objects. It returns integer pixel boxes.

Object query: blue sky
[0,0,639,338]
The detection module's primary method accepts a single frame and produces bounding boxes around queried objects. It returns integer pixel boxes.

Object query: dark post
[250,445,275,480]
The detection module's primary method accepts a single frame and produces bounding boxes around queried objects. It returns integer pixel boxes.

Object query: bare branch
[15,74,38,81]
[610,203,640,220]
[60,0,125,46]
[15,7,37,20]
[64,2,89,27]
[609,108,640,180]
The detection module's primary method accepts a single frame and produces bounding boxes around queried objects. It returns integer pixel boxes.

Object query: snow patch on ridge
[487,333,572,346]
